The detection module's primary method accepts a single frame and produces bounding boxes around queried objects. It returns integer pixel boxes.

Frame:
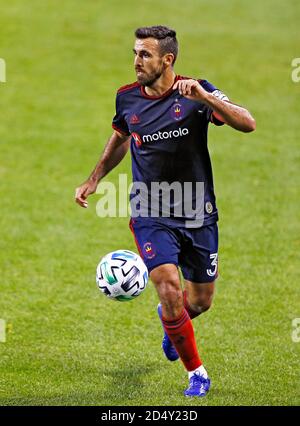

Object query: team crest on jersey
[205,201,213,214]
[143,242,156,259]
[130,114,140,124]
[171,103,184,121]
[132,132,142,147]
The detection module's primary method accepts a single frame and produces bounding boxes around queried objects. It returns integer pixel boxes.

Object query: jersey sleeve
[199,80,229,126]
[112,93,130,136]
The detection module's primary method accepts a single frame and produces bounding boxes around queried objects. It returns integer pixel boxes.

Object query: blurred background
[0,0,299,405]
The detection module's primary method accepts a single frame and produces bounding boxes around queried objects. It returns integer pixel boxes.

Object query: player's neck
[144,70,176,97]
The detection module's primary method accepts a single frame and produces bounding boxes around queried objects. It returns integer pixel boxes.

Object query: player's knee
[189,290,214,314]
[156,279,183,319]
[190,298,212,314]
[151,264,183,318]
[160,281,182,304]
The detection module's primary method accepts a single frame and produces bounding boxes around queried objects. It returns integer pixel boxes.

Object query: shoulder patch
[117,81,140,94]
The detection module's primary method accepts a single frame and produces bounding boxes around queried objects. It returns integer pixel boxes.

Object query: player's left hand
[173,79,208,102]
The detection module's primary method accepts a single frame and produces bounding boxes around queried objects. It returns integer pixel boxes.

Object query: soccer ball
[96,250,148,302]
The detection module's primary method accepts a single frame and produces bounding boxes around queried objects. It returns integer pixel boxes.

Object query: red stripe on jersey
[117,81,140,94]
[211,111,225,124]
[112,123,130,136]
[129,219,144,258]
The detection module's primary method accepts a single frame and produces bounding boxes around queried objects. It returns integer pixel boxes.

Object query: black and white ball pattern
[96,250,148,302]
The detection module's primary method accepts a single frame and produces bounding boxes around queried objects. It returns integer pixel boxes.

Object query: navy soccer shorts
[129,218,219,283]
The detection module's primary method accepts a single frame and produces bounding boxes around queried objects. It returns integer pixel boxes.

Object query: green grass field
[0,0,299,406]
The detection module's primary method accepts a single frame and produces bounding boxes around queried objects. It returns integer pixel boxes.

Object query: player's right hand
[75,179,98,208]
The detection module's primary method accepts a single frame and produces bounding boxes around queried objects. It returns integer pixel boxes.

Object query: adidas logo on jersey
[130,114,140,124]
[142,127,189,143]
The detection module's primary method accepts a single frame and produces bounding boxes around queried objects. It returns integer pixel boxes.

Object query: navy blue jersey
[112,75,227,228]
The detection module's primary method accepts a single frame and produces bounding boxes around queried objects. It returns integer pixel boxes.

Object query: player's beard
[136,63,164,87]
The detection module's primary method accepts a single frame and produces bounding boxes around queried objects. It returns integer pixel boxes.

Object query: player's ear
[164,53,175,67]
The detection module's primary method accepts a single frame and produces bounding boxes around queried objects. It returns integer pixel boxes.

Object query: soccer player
[75,26,255,397]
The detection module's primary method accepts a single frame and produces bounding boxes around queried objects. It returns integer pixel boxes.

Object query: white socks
[188,365,208,379]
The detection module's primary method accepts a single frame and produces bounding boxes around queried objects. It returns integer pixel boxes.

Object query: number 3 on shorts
[207,253,218,277]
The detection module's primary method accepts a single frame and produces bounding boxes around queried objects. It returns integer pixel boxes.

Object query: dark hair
[135,25,178,65]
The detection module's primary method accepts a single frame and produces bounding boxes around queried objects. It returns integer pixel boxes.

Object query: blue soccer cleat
[157,303,179,362]
[184,372,211,397]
